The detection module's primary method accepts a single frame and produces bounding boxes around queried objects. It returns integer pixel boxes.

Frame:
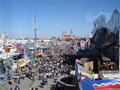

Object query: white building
[0,34,9,39]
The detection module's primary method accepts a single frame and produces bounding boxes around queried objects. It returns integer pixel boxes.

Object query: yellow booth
[18,59,26,72]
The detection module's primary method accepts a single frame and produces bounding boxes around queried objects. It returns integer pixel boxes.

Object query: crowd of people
[5,40,79,90]
[7,53,74,90]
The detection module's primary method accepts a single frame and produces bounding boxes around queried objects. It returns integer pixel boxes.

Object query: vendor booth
[18,58,31,72]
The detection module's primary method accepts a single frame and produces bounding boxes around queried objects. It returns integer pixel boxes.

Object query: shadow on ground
[50,76,77,90]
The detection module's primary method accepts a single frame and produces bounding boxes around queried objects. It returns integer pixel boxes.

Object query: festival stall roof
[22,58,31,63]
[70,70,75,75]
[10,53,20,56]
[35,53,44,56]
[25,43,33,47]
[25,43,34,49]
[38,47,49,49]
[18,63,26,67]
[29,47,34,49]
[81,71,93,77]
[24,59,31,64]
[18,58,31,67]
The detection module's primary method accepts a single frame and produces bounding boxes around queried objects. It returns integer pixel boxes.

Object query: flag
[80,75,86,81]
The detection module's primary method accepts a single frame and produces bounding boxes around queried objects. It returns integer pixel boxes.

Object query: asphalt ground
[0,74,77,90]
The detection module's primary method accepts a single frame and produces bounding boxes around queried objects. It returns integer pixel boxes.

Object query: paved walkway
[0,74,77,90]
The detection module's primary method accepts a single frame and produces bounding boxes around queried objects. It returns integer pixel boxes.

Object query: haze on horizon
[0,0,119,38]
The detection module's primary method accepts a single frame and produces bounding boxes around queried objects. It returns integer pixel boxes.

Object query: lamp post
[118,13,120,73]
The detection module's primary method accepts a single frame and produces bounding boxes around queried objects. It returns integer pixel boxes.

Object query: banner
[93,79,120,89]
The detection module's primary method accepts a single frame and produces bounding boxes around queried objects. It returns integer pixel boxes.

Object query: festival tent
[35,53,45,58]
[18,58,31,67]
[35,53,44,56]
[38,47,49,49]
[18,59,26,67]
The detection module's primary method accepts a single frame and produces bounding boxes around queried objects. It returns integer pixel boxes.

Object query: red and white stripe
[79,75,86,81]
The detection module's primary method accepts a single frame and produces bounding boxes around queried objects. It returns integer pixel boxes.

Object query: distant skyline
[0,0,120,38]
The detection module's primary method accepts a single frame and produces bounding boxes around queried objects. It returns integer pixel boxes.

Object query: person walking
[1,74,4,80]
[14,86,20,90]
[35,87,38,90]
[8,80,12,85]
[31,87,34,90]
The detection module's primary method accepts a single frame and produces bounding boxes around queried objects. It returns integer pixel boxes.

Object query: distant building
[0,34,9,40]
[62,30,75,40]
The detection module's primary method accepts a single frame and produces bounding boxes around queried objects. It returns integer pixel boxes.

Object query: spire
[70,28,73,36]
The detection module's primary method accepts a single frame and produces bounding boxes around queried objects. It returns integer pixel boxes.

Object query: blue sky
[0,0,120,38]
